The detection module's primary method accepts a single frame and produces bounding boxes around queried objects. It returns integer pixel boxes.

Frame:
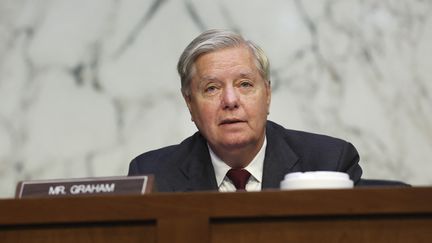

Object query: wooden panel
[1,188,432,226]
[0,187,431,242]
[0,223,155,243]
[211,216,432,243]
[157,217,209,243]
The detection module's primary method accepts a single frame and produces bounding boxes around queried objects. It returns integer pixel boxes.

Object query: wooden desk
[0,187,431,243]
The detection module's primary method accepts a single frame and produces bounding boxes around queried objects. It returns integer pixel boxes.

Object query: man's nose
[221,86,239,110]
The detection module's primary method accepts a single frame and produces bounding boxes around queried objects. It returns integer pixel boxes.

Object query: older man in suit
[128,29,364,192]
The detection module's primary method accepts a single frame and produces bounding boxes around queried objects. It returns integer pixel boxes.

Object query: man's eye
[204,86,217,93]
[240,81,253,88]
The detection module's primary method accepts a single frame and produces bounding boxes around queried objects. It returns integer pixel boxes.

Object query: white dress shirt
[209,137,267,192]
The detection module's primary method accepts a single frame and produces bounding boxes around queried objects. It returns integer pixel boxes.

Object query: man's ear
[182,92,193,115]
[266,80,272,111]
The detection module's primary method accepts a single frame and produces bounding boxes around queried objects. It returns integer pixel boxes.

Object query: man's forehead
[199,71,254,81]
[189,46,258,82]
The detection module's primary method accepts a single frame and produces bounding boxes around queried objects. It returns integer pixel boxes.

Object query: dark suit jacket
[128,121,363,192]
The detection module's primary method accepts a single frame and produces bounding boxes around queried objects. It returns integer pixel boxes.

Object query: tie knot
[226,168,251,191]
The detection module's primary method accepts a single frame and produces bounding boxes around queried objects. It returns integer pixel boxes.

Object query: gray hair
[177,29,270,96]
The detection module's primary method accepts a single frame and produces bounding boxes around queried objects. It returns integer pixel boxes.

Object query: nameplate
[15,175,154,198]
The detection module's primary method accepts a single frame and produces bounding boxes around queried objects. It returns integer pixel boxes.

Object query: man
[128,29,362,192]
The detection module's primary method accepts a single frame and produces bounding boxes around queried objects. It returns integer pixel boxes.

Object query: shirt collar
[209,136,267,187]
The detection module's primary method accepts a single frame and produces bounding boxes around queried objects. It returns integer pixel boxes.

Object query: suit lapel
[262,122,300,189]
[178,133,218,191]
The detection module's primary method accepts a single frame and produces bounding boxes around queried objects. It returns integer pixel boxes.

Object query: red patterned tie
[226,169,251,191]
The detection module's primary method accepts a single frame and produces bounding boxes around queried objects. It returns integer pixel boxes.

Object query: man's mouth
[219,118,245,125]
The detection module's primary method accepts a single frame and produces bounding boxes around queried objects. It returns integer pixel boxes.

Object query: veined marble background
[0,0,431,198]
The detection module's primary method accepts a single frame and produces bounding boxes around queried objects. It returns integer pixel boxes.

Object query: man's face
[184,46,271,154]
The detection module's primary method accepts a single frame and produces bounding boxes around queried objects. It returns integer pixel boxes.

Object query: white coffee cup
[280,171,354,190]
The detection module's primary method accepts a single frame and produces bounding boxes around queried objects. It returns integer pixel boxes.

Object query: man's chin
[218,138,255,150]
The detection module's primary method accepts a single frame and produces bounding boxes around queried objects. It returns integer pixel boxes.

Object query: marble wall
[0,0,431,198]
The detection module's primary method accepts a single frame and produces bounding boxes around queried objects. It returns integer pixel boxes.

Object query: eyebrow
[200,75,218,81]
[239,72,253,79]
[199,70,254,82]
